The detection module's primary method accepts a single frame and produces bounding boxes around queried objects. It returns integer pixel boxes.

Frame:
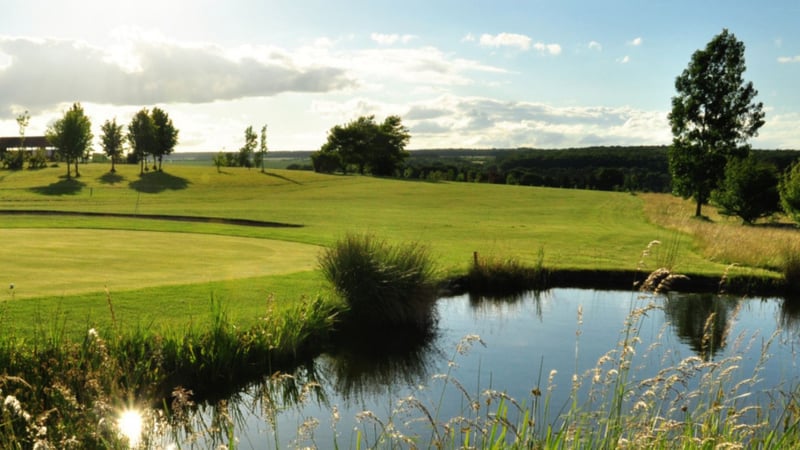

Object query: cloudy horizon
[0,0,798,152]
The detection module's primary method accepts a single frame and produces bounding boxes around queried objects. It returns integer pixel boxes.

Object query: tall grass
[0,293,341,448]
[319,233,438,331]
[465,247,548,296]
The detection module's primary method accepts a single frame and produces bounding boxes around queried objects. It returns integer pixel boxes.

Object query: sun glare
[118,408,144,447]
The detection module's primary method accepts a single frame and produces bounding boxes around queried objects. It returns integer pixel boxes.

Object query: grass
[319,233,438,331]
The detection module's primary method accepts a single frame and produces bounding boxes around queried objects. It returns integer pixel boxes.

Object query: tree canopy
[100,118,124,173]
[151,107,179,171]
[46,103,93,178]
[668,29,765,217]
[312,115,410,176]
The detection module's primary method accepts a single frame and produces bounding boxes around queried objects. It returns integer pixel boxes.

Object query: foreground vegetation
[2,161,800,447]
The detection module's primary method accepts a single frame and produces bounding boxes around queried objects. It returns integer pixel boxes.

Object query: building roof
[0,136,52,151]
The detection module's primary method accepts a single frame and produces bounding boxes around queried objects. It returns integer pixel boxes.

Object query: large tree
[668,29,765,217]
[151,107,179,171]
[100,118,124,173]
[313,115,410,176]
[127,108,156,175]
[46,103,93,178]
[256,124,268,173]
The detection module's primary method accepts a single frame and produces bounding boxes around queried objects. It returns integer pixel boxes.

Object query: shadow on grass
[263,171,302,185]
[29,177,86,196]
[129,170,191,193]
[98,172,125,185]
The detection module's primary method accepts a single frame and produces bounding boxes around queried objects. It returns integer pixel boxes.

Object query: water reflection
[780,295,800,332]
[318,327,442,403]
[662,292,740,359]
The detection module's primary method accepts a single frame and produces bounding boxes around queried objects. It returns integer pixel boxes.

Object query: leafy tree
[151,107,178,171]
[313,115,410,176]
[16,110,30,150]
[46,103,93,178]
[310,146,341,173]
[668,29,765,217]
[256,125,268,173]
[213,151,226,173]
[100,118,124,173]
[127,108,156,175]
[239,126,257,168]
[711,156,779,224]
[779,161,800,223]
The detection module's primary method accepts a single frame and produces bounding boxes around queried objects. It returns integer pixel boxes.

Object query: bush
[712,156,779,224]
[319,233,438,331]
[466,249,548,296]
[780,160,800,223]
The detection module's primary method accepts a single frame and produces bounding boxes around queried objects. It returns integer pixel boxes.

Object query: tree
[256,125,268,173]
[46,103,93,178]
[100,118,124,173]
[313,115,410,176]
[238,126,257,168]
[779,161,800,224]
[668,29,765,217]
[151,107,179,172]
[127,108,156,175]
[711,156,779,224]
[16,110,30,150]
[213,151,226,173]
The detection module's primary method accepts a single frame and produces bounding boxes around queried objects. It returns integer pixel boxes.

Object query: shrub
[780,160,800,224]
[712,156,779,224]
[319,233,438,331]
[466,248,548,296]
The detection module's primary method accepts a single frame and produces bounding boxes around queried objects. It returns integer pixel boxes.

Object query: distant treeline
[399,146,800,193]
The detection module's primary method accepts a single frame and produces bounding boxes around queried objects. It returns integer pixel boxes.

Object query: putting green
[0,228,320,299]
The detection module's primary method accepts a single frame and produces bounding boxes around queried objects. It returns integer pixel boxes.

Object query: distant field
[0,162,773,336]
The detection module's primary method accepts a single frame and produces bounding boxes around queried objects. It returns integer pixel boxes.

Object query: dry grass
[641,193,800,274]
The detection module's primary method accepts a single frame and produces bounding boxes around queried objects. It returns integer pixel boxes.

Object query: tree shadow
[29,177,86,196]
[129,171,191,193]
[98,172,125,185]
[262,171,302,185]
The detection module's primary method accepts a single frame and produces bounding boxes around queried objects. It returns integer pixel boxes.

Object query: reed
[465,247,548,296]
[319,233,438,331]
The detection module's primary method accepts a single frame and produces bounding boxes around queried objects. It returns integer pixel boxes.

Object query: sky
[0,0,798,152]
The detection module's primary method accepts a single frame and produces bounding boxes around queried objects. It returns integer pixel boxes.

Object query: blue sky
[0,0,798,151]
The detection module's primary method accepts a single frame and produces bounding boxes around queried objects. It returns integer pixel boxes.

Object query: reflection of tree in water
[663,293,740,360]
[317,327,441,404]
[779,296,800,333]
[468,290,545,320]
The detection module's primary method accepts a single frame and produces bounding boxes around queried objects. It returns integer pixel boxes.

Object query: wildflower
[88,328,98,339]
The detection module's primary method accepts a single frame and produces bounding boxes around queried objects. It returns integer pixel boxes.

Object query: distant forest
[398,146,800,193]
[171,146,800,194]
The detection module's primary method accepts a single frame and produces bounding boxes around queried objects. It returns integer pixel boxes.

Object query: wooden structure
[0,136,52,152]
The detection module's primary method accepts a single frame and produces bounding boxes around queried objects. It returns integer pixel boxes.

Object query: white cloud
[778,55,800,63]
[0,35,355,113]
[479,32,532,51]
[533,42,562,55]
[628,37,643,46]
[618,55,631,64]
[370,33,417,45]
[588,41,602,51]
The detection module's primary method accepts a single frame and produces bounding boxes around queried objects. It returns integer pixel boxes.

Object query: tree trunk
[695,199,703,217]
[74,160,80,177]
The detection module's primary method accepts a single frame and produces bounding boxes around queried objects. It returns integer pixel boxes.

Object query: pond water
[145,288,800,448]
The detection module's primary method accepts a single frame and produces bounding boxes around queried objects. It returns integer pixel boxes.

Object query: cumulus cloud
[588,41,602,51]
[478,33,532,50]
[0,35,355,112]
[533,42,562,55]
[778,55,800,63]
[628,37,643,46]
[395,95,672,148]
[370,33,417,45]
[618,55,631,64]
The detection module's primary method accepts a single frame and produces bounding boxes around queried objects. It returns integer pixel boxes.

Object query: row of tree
[6,103,179,178]
[212,125,268,172]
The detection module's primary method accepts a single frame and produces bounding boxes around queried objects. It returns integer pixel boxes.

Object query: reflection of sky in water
[151,289,800,449]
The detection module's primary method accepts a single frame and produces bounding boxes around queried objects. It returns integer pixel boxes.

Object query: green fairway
[0,162,767,335]
[0,228,319,299]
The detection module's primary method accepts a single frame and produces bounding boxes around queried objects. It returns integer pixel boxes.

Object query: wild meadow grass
[641,193,796,280]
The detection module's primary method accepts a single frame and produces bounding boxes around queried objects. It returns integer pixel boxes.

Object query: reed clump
[319,232,439,331]
[465,247,548,296]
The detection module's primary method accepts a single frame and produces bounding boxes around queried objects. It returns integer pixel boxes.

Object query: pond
[141,288,800,448]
